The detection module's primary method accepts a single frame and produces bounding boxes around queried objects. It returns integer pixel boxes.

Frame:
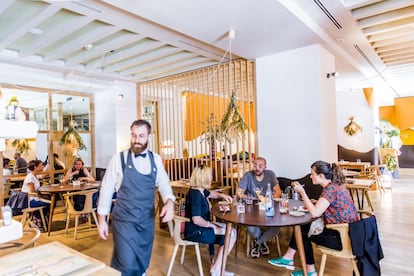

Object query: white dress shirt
[97,149,175,215]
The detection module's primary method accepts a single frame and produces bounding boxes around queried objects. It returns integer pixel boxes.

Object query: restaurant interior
[1,0,414,275]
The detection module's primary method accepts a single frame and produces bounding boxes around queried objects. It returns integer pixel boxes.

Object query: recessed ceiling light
[336,37,345,43]
[29,28,43,35]
[84,44,93,50]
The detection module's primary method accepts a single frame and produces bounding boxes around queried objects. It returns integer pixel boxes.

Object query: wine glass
[58,175,64,187]
[254,187,262,198]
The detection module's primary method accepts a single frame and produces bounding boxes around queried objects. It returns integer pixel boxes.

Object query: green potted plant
[383,153,398,172]
[220,90,247,142]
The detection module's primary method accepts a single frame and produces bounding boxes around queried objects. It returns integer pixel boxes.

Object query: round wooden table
[0,228,41,256]
[211,199,312,276]
[39,181,101,236]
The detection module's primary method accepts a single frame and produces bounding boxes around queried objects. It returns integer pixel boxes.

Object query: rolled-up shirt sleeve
[97,153,121,216]
[153,153,176,203]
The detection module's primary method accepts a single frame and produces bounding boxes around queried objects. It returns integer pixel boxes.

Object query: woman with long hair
[268,160,358,276]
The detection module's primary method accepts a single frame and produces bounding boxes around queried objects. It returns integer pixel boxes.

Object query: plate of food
[219,205,230,212]
[218,201,229,206]
[289,210,305,217]
[298,206,309,213]
[51,183,60,187]
[273,197,283,202]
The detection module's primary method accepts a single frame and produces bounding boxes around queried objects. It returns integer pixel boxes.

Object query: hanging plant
[220,90,247,142]
[344,116,362,136]
[59,120,86,157]
[10,139,31,154]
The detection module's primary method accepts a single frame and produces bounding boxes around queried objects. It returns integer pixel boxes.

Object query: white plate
[218,201,229,205]
[298,206,309,213]
[289,211,305,217]
[51,184,60,187]
[273,198,283,202]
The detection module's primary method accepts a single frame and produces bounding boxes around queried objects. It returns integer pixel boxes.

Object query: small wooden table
[0,241,120,275]
[344,178,375,211]
[211,200,312,276]
[39,181,101,236]
[338,161,371,172]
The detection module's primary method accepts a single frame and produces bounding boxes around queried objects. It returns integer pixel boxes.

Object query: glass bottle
[265,183,274,217]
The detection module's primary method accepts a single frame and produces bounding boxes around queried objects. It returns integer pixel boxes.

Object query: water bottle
[265,183,274,217]
[2,206,12,226]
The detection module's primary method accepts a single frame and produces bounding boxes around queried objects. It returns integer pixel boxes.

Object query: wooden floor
[33,169,414,276]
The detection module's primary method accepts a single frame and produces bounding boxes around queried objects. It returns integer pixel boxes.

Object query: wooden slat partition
[139,60,256,194]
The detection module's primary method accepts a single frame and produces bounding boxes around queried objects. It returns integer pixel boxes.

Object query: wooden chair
[166,215,204,276]
[9,190,49,233]
[2,181,12,202]
[316,211,372,276]
[63,189,99,239]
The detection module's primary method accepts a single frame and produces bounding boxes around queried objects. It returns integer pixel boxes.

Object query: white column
[255,44,337,178]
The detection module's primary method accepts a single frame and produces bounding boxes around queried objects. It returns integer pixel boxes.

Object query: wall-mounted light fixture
[326,72,338,78]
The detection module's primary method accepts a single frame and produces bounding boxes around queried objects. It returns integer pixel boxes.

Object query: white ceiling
[0,0,414,106]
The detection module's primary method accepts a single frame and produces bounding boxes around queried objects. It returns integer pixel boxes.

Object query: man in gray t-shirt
[237,156,281,258]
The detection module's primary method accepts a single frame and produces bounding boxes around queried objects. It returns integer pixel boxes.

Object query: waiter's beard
[131,141,148,154]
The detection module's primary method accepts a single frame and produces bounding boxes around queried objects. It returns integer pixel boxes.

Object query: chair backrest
[64,189,98,214]
[169,215,190,245]
[21,228,41,250]
[2,182,12,200]
[322,210,372,258]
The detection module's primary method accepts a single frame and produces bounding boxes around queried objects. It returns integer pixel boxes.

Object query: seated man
[237,156,281,258]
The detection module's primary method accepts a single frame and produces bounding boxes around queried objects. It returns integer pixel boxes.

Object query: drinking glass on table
[279,193,289,214]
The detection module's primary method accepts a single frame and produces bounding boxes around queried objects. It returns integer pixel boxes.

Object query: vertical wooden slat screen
[139,60,256,194]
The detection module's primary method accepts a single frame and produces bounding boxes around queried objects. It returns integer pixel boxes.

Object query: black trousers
[289,223,342,265]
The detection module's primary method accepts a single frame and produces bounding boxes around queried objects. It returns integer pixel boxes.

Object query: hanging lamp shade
[0,120,39,138]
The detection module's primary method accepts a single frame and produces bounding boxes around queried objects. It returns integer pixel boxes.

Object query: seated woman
[22,160,50,230]
[63,158,95,211]
[184,165,237,276]
[268,160,359,276]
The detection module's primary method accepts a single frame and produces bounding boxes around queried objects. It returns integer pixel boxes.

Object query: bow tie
[134,153,147,158]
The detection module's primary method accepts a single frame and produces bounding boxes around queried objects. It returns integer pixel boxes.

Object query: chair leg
[65,213,70,235]
[74,215,79,240]
[351,259,360,276]
[91,210,99,227]
[275,234,281,257]
[246,230,251,258]
[365,190,374,211]
[319,253,327,276]
[166,244,180,276]
[194,243,204,276]
[21,211,28,228]
[180,244,187,264]
[38,209,47,233]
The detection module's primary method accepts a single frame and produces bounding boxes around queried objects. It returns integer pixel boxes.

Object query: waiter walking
[97,119,175,275]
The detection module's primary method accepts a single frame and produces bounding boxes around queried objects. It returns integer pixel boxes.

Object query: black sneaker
[250,239,261,258]
[260,241,270,255]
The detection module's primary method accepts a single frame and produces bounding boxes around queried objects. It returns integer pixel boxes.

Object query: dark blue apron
[111,150,157,276]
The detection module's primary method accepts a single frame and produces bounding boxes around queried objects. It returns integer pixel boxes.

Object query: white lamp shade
[0,120,39,138]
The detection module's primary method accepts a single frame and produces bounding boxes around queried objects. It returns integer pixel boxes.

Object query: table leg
[47,193,56,236]
[220,222,232,276]
[234,225,240,258]
[293,225,307,275]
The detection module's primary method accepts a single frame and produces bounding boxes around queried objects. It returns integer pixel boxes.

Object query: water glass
[237,200,245,214]
[233,195,238,206]
[246,196,253,205]
[279,193,289,214]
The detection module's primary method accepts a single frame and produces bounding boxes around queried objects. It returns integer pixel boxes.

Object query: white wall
[336,89,377,151]
[94,81,137,168]
[256,44,337,178]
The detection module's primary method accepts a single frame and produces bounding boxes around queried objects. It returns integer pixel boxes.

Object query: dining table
[39,181,101,236]
[344,178,375,211]
[0,241,120,275]
[211,199,312,276]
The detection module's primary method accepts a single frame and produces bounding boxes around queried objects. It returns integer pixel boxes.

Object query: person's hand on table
[221,193,233,204]
[258,195,265,202]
